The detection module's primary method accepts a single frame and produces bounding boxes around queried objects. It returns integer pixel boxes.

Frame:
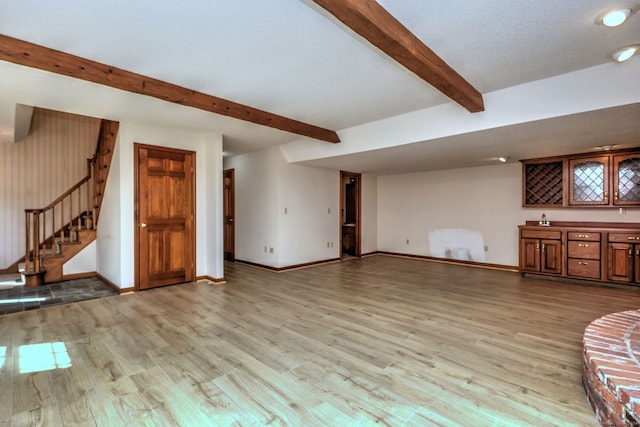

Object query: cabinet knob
[541,244,546,252]
[578,261,588,265]
[615,191,619,200]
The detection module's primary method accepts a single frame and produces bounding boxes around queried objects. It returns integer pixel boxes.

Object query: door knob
[140,223,147,228]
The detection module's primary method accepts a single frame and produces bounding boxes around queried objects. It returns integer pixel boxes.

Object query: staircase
[21,120,118,286]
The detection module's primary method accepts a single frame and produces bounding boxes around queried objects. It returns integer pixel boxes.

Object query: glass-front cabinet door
[614,154,640,205]
[569,156,609,206]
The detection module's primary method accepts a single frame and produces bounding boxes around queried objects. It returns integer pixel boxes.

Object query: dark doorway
[223,169,235,261]
[340,171,361,258]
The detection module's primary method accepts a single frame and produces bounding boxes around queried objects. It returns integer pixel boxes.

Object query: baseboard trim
[360,252,378,258]
[196,275,226,284]
[235,258,341,273]
[0,258,23,274]
[375,251,519,272]
[60,272,97,281]
[96,272,134,294]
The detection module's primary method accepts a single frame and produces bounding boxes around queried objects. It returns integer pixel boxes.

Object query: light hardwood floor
[2,255,639,426]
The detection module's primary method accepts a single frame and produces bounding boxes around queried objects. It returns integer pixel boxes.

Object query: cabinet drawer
[521,229,561,239]
[568,241,600,259]
[609,232,640,243]
[567,259,600,279]
[567,231,600,241]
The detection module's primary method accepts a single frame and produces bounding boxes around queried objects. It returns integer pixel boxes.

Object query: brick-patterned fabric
[583,310,640,426]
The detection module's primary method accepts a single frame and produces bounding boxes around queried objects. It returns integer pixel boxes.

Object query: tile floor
[0,275,117,315]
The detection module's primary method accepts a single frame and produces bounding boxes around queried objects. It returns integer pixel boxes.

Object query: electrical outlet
[620,208,627,215]
[406,239,409,245]
[484,245,489,252]
[284,207,288,214]
[269,247,274,253]
[328,208,331,214]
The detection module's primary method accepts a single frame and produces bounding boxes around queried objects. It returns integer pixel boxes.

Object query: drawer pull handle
[578,243,589,247]
[578,234,589,238]
[536,244,539,251]
[578,261,588,265]
[541,244,546,252]
[637,249,640,257]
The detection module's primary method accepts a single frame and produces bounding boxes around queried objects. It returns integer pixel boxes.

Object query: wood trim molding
[523,221,640,229]
[59,272,97,281]
[196,275,226,284]
[0,35,340,144]
[0,258,23,274]
[96,272,134,294]
[311,0,484,113]
[375,251,519,272]
[235,258,341,272]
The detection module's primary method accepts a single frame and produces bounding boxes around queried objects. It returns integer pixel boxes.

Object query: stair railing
[23,157,96,275]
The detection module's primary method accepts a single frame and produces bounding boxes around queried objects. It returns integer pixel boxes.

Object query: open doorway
[340,171,361,259]
[223,169,235,261]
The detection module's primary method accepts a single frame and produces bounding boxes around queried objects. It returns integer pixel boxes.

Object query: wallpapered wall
[0,108,100,269]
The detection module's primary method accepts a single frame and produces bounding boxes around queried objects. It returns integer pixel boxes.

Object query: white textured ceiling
[0,0,638,172]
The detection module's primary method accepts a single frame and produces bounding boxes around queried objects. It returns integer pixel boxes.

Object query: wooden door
[520,238,540,272]
[223,169,235,261]
[634,245,640,284]
[540,239,562,274]
[135,144,195,290]
[569,156,610,206]
[608,243,633,282]
[613,154,640,205]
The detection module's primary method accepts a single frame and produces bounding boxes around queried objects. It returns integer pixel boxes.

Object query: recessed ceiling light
[498,156,508,163]
[601,8,632,27]
[612,46,639,62]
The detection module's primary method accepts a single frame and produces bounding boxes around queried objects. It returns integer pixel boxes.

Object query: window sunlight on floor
[18,342,71,374]
[0,297,46,304]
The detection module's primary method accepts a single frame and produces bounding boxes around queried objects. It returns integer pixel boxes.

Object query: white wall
[63,241,96,275]
[361,174,378,254]
[226,146,345,268]
[96,131,122,283]
[97,122,223,288]
[0,109,99,269]
[278,158,339,267]
[225,147,281,266]
[281,61,640,163]
[377,162,640,267]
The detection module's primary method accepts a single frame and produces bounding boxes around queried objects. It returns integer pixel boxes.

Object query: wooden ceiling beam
[0,35,340,143]
[311,0,485,113]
